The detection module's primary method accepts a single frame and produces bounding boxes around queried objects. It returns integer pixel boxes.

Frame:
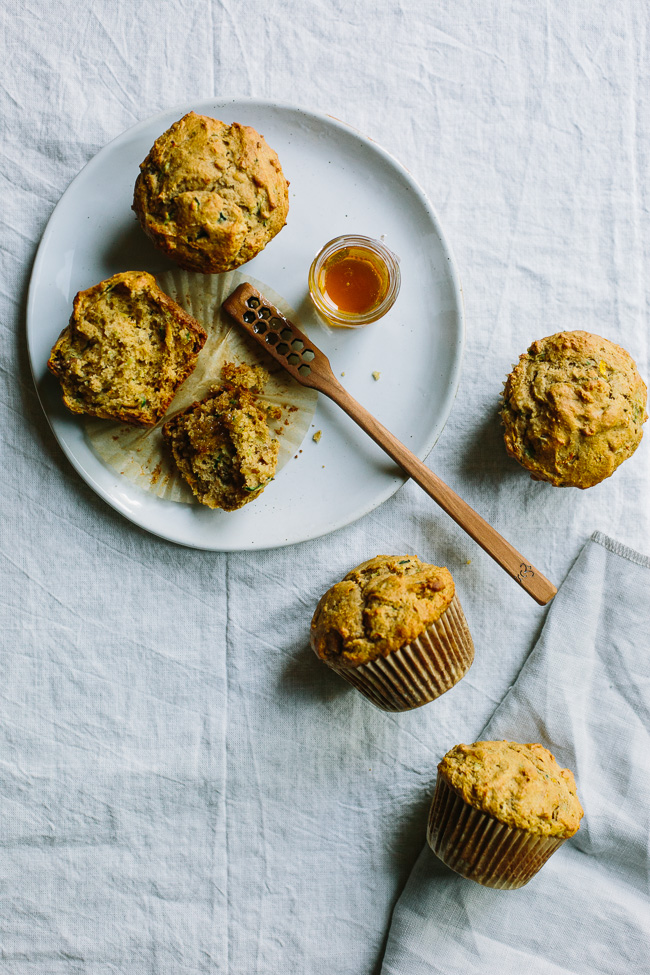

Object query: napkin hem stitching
[591,530,650,569]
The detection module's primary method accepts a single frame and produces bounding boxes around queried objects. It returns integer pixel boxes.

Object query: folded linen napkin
[381,532,650,975]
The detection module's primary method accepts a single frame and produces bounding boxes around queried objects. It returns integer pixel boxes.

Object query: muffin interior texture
[47,270,206,425]
[501,330,647,488]
[162,361,279,510]
[438,740,584,838]
[133,112,289,273]
[310,555,455,667]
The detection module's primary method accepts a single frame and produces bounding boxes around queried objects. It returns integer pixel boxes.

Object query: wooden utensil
[223,283,556,605]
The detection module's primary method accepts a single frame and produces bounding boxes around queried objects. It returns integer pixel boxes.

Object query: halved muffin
[47,271,207,425]
[161,362,279,510]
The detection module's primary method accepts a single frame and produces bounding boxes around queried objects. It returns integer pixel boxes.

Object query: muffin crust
[438,740,584,838]
[501,330,647,488]
[162,362,279,510]
[47,271,206,425]
[310,555,455,667]
[133,112,289,273]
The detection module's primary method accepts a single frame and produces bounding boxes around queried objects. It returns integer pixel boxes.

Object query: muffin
[47,271,207,425]
[161,361,279,510]
[133,111,289,274]
[310,555,474,711]
[427,740,584,889]
[84,270,317,505]
[501,330,647,488]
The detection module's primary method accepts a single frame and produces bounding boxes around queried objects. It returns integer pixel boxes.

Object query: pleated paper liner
[85,270,318,503]
[427,774,567,889]
[327,594,474,712]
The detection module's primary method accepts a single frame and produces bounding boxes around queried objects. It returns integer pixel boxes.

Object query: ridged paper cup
[427,773,567,889]
[326,594,474,712]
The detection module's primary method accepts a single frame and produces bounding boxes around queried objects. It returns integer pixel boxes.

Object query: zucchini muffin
[501,330,647,488]
[47,271,207,425]
[161,361,279,510]
[133,111,289,274]
[310,555,474,711]
[428,740,584,889]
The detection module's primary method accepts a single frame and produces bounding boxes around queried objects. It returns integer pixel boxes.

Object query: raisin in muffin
[133,112,289,274]
[47,271,206,425]
[501,330,647,488]
[310,555,474,711]
[428,740,584,889]
[162,362,279,510]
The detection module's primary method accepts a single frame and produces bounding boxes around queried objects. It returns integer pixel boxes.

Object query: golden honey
[309,235,401,327]
[323,249,385,314]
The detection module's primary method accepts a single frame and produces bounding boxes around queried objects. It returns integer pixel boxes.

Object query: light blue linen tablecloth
[1,1,649,972]
[382,533,650,975]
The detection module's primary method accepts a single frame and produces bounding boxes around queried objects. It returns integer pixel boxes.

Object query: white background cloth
[1,2,649,973]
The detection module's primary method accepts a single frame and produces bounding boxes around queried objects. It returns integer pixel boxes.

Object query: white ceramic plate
[27,99,464,550]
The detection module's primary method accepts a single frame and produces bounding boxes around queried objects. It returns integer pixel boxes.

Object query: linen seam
[591,530,650,569]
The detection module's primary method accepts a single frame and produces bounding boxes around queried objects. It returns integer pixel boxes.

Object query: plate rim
[26,96,465,551]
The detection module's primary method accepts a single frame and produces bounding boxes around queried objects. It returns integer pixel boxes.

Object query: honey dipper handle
[320,373,557,605]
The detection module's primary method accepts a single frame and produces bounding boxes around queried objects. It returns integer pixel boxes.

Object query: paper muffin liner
[85,269,318,503]
[326,594,474,712]
[426,774,567,889]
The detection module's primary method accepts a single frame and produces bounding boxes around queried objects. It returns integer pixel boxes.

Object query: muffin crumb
[162,361,278,510]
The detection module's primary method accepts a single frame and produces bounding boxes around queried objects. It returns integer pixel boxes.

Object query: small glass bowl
[308,234,401,327]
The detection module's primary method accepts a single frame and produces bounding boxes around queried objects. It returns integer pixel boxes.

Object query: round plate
[27,99,464,550]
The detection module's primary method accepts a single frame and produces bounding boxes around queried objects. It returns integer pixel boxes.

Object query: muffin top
[501,330,647,488]
[133,112,289,274]
[47,270,206,426]
[310,555,455,667]
[438,740,584,838]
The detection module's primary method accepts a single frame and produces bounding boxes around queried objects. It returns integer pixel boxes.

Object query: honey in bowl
[323,249,385,314]
[308,235,401,327]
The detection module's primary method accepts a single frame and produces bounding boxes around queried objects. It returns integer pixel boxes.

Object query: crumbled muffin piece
[161,362,279,510]
[501,330,647,488]
[438,741,584,838]
[133,112,289,273]
[310,555,455,667]
[47,271,207,425]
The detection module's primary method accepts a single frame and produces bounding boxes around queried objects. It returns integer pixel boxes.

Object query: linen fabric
[1,1,649,972]
[382,533,650,975]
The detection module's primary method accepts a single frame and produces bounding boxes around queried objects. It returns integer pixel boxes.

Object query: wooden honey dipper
[223,282,556,605]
